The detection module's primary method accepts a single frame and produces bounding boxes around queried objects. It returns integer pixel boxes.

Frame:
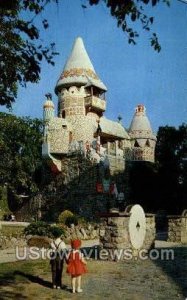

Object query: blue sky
[1,0,187,132]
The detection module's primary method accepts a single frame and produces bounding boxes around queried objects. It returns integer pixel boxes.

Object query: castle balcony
[84,96,106,112]
[102,141,124,158]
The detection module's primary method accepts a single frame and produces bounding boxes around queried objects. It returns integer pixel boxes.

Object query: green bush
[65,215,78,227]
[77,216,88,225]
[50,226,65,238]
[24,221,51,237]
[58,210,74,224]
[24,222,66,238]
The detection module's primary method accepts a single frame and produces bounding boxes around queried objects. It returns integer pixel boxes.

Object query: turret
[129,104,157,162]
[43,93,55,121]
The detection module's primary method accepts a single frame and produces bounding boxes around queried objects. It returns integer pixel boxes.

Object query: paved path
[0,239,100,264]
[1,239,186,264]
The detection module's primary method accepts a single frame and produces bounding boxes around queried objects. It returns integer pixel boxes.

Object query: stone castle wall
[60,154,124,218]
[99,214,155,255]
[167,215,187,243]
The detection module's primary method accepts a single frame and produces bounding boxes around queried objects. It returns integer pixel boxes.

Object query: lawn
[0,247,186,300]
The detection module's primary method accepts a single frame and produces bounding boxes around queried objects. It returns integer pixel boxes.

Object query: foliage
[24,221,66,239]
[128,124,187,214]
[88,0,170,52]
[24,221,51,236]
[65,215,79,227]
[77,216,89,225]
[155,124,187,213]
[0,186,11,220]
[58,210,74,224]
[0,113,43,208]
[0,0,58,108]
[50,225,66,238]
[128,161,159,212]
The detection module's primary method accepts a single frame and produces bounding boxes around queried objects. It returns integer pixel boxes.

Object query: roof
[43,99,54,109]
[129,105,156,139]
[98,117,130,139]
[55,37,107,93]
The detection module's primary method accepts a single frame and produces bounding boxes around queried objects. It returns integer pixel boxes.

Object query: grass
[0,247,186,300]
[0,225,25,238]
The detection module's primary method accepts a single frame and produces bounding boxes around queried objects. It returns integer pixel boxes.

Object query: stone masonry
[167,214,187,243]
[99,213,156,259]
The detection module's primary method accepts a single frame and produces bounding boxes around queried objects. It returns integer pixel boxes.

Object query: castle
[42,37,156,177]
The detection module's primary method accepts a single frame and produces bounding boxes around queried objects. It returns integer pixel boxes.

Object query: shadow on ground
[153,246,187,298]
[13,271,52,288]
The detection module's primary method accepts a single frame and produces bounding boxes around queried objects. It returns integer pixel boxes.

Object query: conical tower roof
[55,37,107,93]
[129,105,156,140]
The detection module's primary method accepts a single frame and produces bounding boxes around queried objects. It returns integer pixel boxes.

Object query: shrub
[24,221,66,239]
[50,226,65,238]
[24,221,51,237]
[58,210,74,224]
[65,215,78,227]
[77,216,88,225]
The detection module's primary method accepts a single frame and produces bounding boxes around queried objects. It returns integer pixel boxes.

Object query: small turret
[129,104,156,162]
[43,93,55,121]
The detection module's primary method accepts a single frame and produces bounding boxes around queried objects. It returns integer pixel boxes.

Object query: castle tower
[55,37,107,143]
[129,104,156,162]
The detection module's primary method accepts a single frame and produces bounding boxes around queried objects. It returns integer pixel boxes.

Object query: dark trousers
[51,257,64,287]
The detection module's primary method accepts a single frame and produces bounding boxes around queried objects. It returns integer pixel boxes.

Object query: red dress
[67,250,87,276]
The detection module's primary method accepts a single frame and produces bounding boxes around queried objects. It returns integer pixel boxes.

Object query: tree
[127,124,187,214]
[0,0,58,108]
[155,124,187,213]
[0,112,43,209]
[128,161,159,212]
[88,0,169,51]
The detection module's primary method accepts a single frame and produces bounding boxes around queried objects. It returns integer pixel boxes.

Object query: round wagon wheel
[128,204,146,250]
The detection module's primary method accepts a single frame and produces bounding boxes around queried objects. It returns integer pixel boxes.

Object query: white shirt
[51,238,66,251]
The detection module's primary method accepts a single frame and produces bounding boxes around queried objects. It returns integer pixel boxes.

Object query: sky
[1,0,187,133]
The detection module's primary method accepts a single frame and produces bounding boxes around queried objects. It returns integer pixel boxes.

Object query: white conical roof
[129,105,156,140]
[55,37,107,93]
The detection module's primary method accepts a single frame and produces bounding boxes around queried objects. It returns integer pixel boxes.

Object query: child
[67,239,87,293]
[50,233,66,289]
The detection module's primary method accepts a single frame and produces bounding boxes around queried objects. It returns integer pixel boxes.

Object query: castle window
[62,125,67,129]
[62,110,66,118]
[69,132,73,143]
[134,140,140,147]
[145,139,150,147]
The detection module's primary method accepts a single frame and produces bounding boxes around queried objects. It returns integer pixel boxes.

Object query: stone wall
[99,214,156,258]
[167,215,187,243]
[57,153,125,218]
[0,222,28,249]
[144,214,156,249]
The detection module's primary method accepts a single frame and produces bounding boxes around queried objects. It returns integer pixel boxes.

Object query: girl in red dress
[67,239,87,293]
